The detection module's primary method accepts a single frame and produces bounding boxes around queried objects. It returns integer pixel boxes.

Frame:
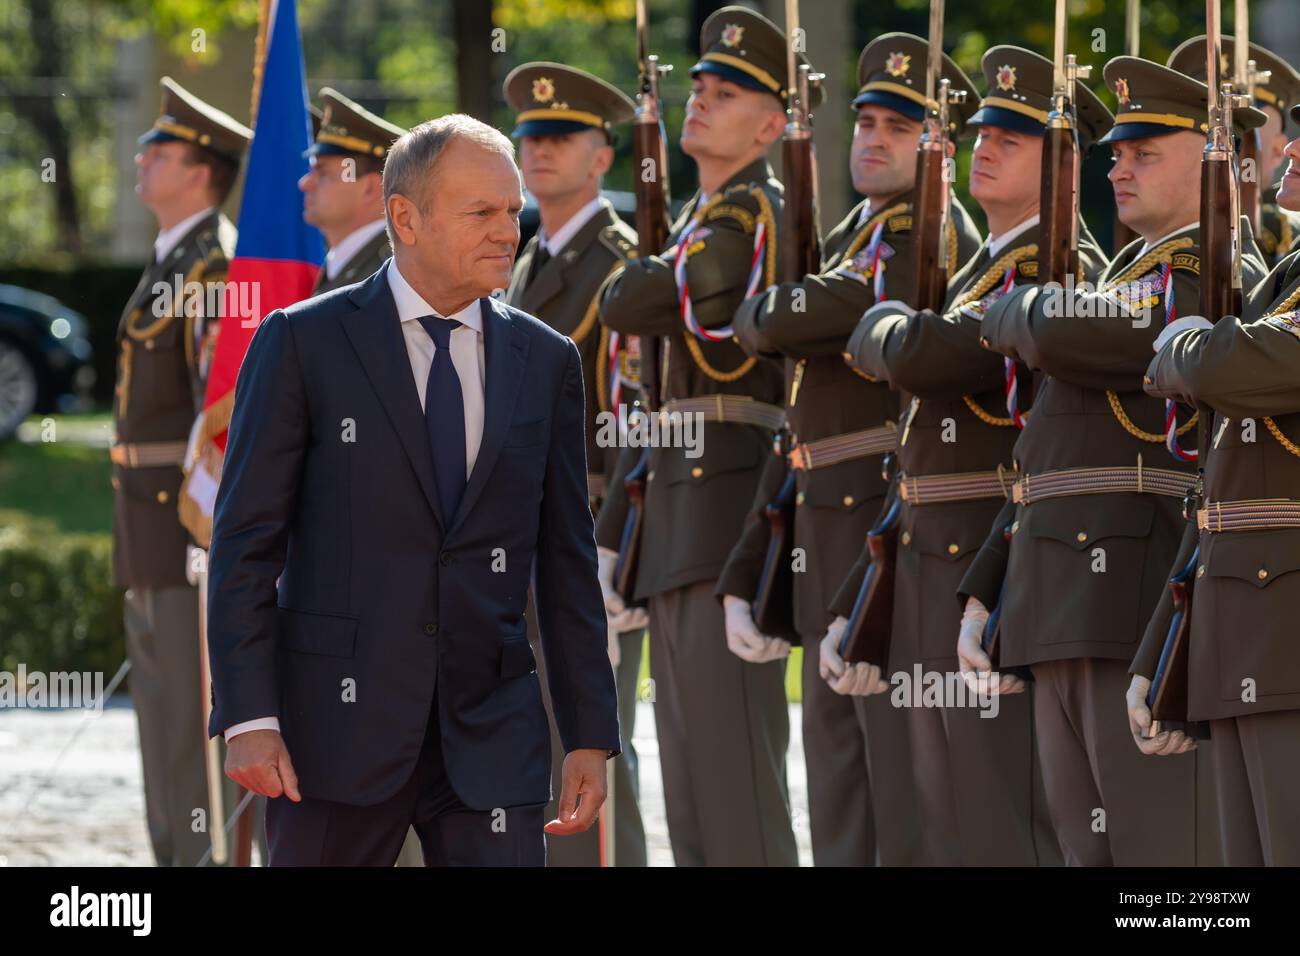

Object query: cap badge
[995,64,1017,92]
[885,52,911,78]
[532,77,556,103]
[1114,77,1130,106]
[721,23,744,48]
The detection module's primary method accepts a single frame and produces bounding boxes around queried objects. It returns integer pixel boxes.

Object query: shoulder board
[887,213,913,233]
[598,224,638,262]
[706,202,757,233]
[1016,259,1038,279]
[1170,251,1200,275]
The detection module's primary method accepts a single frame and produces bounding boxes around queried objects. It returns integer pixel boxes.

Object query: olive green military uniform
[1139,238,1300,865]
[592,8,800,867]
[836,46,1112,868]
[502,61,648,867]
[114,77,249,867]
[959,56,1270,868]
[716,34,984,867]
[305,88,404,296]
[1168,36,1300,267]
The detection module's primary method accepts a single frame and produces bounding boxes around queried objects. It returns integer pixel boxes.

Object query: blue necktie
[417,315,465,523]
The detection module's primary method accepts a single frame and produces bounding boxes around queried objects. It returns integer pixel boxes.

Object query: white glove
[818,616,889,696]
[956,596,1024,696]
[1126,674,1198,756]
[597,547,625,618]
[609,604,649,633]
[723,596,791,663]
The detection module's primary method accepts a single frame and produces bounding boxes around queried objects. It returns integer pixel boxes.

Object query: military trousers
[648,579,798,866]
[904,679,1061,866]
[125,585,240,866]
[1211,710,1300,866]
[1031,657,1221,866]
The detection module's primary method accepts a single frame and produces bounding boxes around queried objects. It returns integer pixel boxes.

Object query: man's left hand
[544,748,609,836]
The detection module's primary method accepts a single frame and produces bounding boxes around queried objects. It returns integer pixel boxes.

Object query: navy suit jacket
[206,263,619,810]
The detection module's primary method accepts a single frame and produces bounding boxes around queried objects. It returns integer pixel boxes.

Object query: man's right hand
[225,729,301,801]
[818,616,888,696]
[956,596,1024,697]
[1126,674,1197,756]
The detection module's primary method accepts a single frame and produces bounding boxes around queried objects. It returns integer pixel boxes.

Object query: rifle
[1232,0,1269,233]
[1113,0,1140,253]
[1146,0,1248,738]
[752,0,821,641]
[613,0,673,605]
[1039,0,1090,289]
[840,0,963,667]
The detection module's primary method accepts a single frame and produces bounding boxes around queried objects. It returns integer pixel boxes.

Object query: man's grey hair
[383,113,517,233]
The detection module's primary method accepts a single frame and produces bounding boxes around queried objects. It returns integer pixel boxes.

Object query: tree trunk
[452,0,496,121]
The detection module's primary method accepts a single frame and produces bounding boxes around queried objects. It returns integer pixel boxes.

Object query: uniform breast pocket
[1202,531,1300,702]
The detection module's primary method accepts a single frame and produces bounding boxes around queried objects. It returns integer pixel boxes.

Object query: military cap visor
[970,46,1114,150]
[138,76,251,161]
[851,89,925,121]
[850,33,979,131]
[1098,56,1266,145]
[504,63,635,141]
[1167,36,1300,117]
[967,105,1047,137]
[305,87,406,160]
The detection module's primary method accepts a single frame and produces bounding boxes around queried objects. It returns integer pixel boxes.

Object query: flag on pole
[180,0,324,544]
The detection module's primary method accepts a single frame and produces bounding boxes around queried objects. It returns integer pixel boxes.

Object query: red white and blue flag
[181,0,324,543]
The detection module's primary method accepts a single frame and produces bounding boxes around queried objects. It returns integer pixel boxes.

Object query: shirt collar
[386,259,484,332]
[154,206,215,264]
[537,196,608,256]
[856,200,873,229]
[325,219,388,280]
[1138,221,1198,258]
[987,213,1040,259]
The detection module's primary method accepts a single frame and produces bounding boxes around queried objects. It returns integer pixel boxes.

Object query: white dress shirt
[324,218,388,280]
[154,206,215,264]
[536,195,607,256]
[224,258,488,742]
[1137,221,1198,259]
[987,213,1041,259]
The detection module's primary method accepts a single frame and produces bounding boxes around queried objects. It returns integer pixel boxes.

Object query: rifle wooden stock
[1147,546,1210,738]
[631,120,668,412]
[1200,154,1241,320]
[839,493,901,667]
[911,146,948,313]
[753,470,799,641]
[614,450,649,607]
[1039,124,1079,286]
[781,137,819,282]
[1240,131,1261,234]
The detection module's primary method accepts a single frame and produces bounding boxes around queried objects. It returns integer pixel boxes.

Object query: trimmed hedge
[0,509,124,676]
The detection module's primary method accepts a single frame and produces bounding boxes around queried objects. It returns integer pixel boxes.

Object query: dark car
[0,284,95,439]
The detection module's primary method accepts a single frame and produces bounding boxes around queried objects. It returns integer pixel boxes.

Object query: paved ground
[0,699,813,867]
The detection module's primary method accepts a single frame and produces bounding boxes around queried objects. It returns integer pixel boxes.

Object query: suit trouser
[799,641,924,865]
[1031,657,1221,866]
[648,579,798,866]
[125,585,241,866]
[265,697,545,866]
[1210,710,1300,866]
[532,616,648,867]
[904,680,1062,866]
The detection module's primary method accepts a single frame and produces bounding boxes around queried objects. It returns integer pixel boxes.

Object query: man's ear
[387,193,419,246]
[593,142,615,178]
[755,103,786,148]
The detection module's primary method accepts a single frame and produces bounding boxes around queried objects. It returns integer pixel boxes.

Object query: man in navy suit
[206,114,620,866]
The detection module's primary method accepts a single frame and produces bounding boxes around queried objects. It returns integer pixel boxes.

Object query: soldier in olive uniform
[838,47,1108,867]
[114,77,249,866]
[1134,124,1300,866]
[300,89,405,294]
[593,7,800,866]
[1168,37,1300,265]
[715,34,983,866]
[501,62,648,867]
[957,58,1268,866]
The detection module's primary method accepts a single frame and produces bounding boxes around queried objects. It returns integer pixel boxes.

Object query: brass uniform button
[1258,568,1269,580]
[947,543,959,555]
[796,491,806,506]
[1197,566,1206,578]
[156,490,169,503]
[691,466,703,479]
[145,339,155,350]
[842,495,854,507]
[901,531,912,546]
[1076,531,1088,543]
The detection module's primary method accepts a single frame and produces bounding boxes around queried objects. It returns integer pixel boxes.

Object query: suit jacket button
[424,623,438,636]
[440,553,453,567]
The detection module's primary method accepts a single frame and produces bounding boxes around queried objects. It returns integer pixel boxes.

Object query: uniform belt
[659,395,786,432]
[788,423,898,471]
[109,440,189,468]
[1197,498,1300,533]
[587,473,607,500]
[898,469,1011,505]
[1011,464,1189,505]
